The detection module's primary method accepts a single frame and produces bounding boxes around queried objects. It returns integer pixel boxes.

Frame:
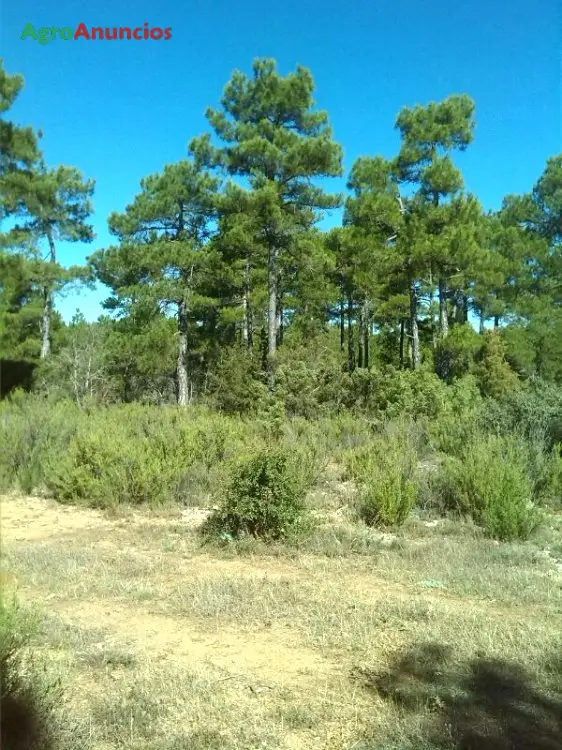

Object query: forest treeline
[1,56,561,411]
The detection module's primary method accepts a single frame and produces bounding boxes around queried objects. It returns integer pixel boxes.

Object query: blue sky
[2,0,560,322]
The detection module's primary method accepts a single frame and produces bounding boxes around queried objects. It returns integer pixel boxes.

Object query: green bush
[434,324,481,383]
[0,394,79,493]
[0,395,257,507]
[204,449,310,541]
[429,376,485,457]
[433,435,540,541]
[474,331,521,399]
[517,439,562,509]
[483,377,562,448]
[0,598,60,750]
[345,430,419,527]
[342,366,449,420]
[275,336,347,419]
[44,426,184,507]
[207,345,268,414]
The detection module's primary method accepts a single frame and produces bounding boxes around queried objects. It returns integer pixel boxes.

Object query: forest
[2,56,561,407]
[1,55,562,750]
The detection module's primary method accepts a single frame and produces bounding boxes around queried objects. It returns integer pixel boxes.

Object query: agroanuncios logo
[21,22,172,45]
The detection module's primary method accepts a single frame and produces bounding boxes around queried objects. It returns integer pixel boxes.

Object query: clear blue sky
[3,0,560,322]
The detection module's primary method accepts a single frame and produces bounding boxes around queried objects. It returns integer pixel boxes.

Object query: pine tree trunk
[40,286,52,359]
[40,231,57,359]
[410,281,421,370]
[399,320,405,369]
[357,303,364,369]
[494,315,500,329]
[276,298,283,347]
[406,325,412,369]
[340,297,345,352]
[267,247,278,391]
[479,309,486,334]
[454,290,468,324]
[246,300,253,349]
[429,286,437,349]
[363,300,370,369]
[347,295,355,372]
[177,299,189,407]
[242,288,249,347]
[439,280,449,338]
[241,292,248,347]
[242,260,253,349]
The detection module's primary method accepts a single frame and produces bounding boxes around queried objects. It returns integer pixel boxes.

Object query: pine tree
[0,250,43,359]
[344,157,403,370]
[394,94,476,341]
[0,59,41,194]
[4,165,95,357]
[191,58,343,389]
[90,159,219,405]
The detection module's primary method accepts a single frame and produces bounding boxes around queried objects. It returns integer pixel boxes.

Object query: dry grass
[1,492,561,749]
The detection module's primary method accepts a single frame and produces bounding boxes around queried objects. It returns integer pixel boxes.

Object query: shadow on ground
[355,642,562,749]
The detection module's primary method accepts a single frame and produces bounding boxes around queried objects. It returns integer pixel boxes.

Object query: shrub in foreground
[0,598,59,750]
[346,430,419,528]
[203,449,310,541]
[433,435,540,541]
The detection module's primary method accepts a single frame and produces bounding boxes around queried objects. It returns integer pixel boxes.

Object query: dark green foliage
[0,251,44,360]
[90,159,218,406]
[204,449,309,541]
[208,344,268,414]
[474,331,521,398]
[0,59,41,188]
[0,359,37,397]
[483,378,562,448]
[275,333,347,418]
[433,436,540,540]
[434,324,481,383]
[191,58,343,389]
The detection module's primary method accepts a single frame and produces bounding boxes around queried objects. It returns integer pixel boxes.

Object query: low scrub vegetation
[203,448,313,541]
[345,429,419,527]
[433,436,540,541]
[0,380,560,539]
[0,597,71,750]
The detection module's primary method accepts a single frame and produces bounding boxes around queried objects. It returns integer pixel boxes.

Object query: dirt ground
[2,494,561,750]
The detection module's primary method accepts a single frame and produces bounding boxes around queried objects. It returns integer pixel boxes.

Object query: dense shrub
[434,324,481,384]
[432,435,540,541]
[275,337,347,418]
[0,395,256,506]
[0,598,61,750]
[342,366,449,420]
[429,375,485,456]
[523,441,562,509]
[483,377,562,448]
[44,426,184,507]
[207,345,268,414]
[0,393,80,493]
[203,449,310,541]
[44,406,257,508]
[474,331,521,399]
[345,429,419,527]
